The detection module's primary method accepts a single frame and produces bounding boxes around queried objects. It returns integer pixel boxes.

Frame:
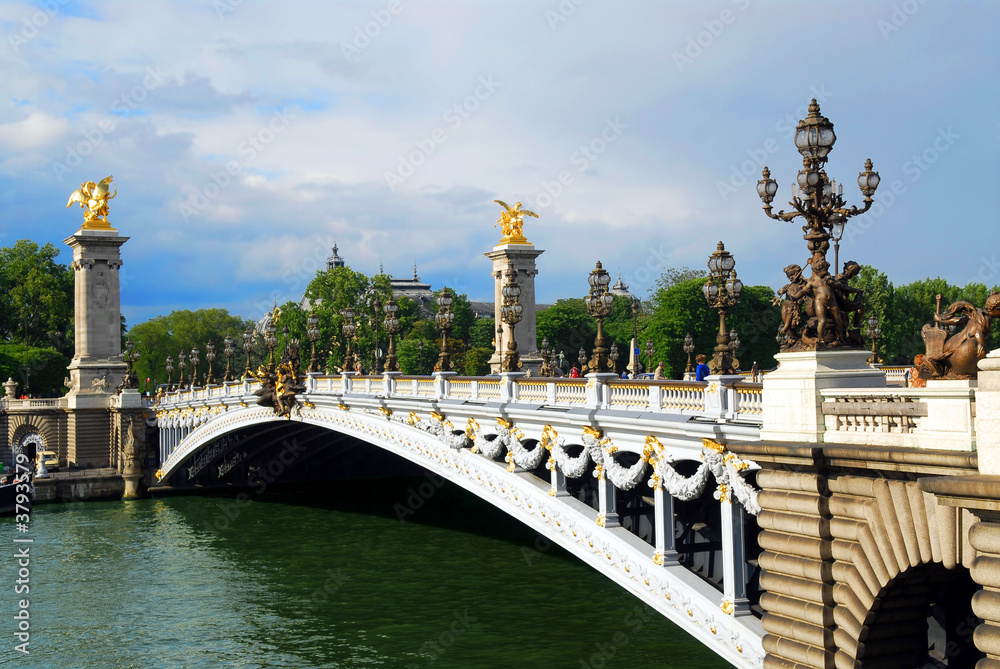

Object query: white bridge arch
[154,372,767,666]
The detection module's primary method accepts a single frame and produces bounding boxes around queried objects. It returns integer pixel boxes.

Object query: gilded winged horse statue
[67,176,116,228]
[494,200,538,243]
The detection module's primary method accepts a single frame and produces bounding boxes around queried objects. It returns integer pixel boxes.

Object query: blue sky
[0,0,997,327]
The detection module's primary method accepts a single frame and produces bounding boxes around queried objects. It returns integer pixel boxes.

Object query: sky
[0,0,997,327]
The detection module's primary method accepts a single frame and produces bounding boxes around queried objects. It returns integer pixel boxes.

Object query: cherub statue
[805,259,846,344]
[67,176,116,226]
[494,200,538,240]
[833,260,865,329]
[919,293,1000,379]
[774,263,808,343]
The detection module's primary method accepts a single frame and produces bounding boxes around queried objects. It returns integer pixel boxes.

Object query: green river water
[0,479,728,668]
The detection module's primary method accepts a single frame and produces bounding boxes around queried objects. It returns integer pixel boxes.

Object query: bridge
[154,373,768,667]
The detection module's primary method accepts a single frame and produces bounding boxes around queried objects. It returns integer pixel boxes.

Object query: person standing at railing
[569,365,580,378]
[695,355,710,382]
[750,361,761,383]
[653,362,665,380]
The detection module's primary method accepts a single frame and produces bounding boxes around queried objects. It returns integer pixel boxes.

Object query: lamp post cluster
[584,261,614,373]
[223,335,235,382]
[756,98,880,350]
[539,338,554,377]
[435,287,455,371]
[121,338,140,389]
[384,297,400,372]
[500,269,523,372]
[644,339,654,375]
[683,334,695,374]
[342,306,357,372]
[702,242,743,375]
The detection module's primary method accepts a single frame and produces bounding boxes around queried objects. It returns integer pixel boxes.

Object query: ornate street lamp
[418,339,425,375]
[190,346,200,387]
[500,269,523,372]
[644,338,655,376]
[205,340,216,385]
[307,311,321,373]
[383,297,400,372]
[539,337,553,377]
[435,287,455,371]
[683,333,695,374]
[243,328,254,376]
[178,350,187,390]
[702,241,743,374]
[223,334,235,382]
[609,343,619,373]
[165,355,174,391]
[284,326,301,373]
[265,311,278,372]
[121,338,139,389]
[584,260,614,373]
[757,99,880,350]
[578,347,587,369]
[342,306,357,372]
[372,292,383,374]
[865,314,882,364]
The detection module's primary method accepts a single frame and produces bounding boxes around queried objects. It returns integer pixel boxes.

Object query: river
[1,478,728,668]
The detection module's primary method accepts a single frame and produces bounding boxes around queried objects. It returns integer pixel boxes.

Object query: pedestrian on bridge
[695,355,710,382]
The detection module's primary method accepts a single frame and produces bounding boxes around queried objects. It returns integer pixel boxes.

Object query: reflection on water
[0,479,728,668]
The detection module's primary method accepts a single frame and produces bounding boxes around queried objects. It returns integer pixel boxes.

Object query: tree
[468,317,496,349]
[0,240,74,350]
[303,265,373,372]
[0,343,70,397]
[536,298,595,365]
[127,309,252,390]
[464,347,493,376]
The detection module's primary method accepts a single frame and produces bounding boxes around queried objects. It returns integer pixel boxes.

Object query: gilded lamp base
[81,217,116,232]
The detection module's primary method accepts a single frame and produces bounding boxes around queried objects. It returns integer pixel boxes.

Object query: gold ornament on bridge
[67,176,117,230]
[494,200,537,245]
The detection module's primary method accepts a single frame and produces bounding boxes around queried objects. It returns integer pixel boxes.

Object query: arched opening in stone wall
[857,562,981,668]
[11,426,45,464]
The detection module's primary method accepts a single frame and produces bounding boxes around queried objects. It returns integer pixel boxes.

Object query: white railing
[516,381,548,403]
[553,380,586,405]
[658,382,707,412]
[733,383,763,416]
[1,397,67,410]
[821,384,975,451]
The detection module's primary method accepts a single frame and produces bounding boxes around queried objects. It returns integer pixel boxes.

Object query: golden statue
[67,176,117,230]
[494,200,537,244]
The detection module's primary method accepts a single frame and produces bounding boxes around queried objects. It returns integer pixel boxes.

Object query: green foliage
[468,317,496,349]
[536,298,595,364]
[0,343,70,397]
[0,240,74,350]
[429,288,476,342]
[464,346,493,376]
[397,338,438,375]
[126,309,253,390]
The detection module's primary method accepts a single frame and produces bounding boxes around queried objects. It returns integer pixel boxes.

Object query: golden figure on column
[67,175,117,230]
[494,200,537,244]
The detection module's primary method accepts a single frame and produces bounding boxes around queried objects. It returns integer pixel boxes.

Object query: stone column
[760,349,887,443]
[976,349,1000,474]
[484,243,544,374]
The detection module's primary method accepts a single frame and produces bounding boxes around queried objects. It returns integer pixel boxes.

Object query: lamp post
[865,314,882,364]
[609,343,619,374]
[223,334,235,382]
[165,355,174,391]
[307,311,320,373]
[644,339,654,376]
[539,337,553,377]
[384,297,400,372]
[702,241,743,375]
[729,329,741,371]
[630,297,640,375]
[435,287,455,371]
[756,99,880,349]
[584,260,614,373]
[683,333,695,374]
[830,213,846,275]
[578,347,587,370]
[372,292,383,374]
[265,313,278,372]
[342,306,357,373]
[205,340,216,385]
[190,346,200,387]
[243,329,254,376]
[122,338,139,389]
[500,269,523,372]
[178,351,187,390]
[418,339,425,375]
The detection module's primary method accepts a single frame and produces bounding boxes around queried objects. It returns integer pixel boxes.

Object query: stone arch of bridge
[154,405,766,667]
[757,470,980,669]
[10,423,46,460]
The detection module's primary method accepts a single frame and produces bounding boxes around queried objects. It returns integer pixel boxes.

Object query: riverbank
[31,467,124,504]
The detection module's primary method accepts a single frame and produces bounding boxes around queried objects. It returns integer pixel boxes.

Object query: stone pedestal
[760,349,886,443]
[977,349,1000,475]
[484,243,544,374]
[63,227,129,406]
